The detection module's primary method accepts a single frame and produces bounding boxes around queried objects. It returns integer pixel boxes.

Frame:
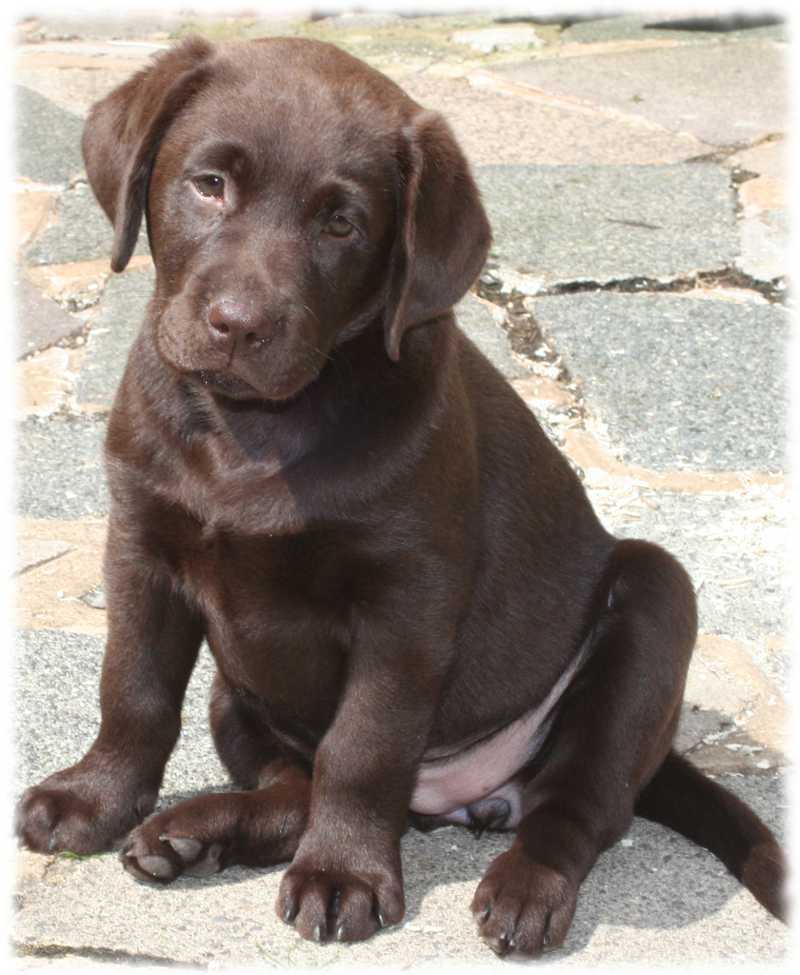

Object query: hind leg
[122,672,311,882]
[207,669,309,790]
[471,539,697,957]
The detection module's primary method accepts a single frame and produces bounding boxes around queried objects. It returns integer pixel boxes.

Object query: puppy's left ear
[384,111,491,361]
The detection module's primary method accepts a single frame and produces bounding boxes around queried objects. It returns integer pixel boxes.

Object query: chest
[162,513,380,729]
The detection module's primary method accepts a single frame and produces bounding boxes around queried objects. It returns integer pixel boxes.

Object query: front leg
[17,514,203,854]
[277,607,452,944]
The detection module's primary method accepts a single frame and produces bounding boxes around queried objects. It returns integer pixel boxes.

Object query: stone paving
[12,9,790,969]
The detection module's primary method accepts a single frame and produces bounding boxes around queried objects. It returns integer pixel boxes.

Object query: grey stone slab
[15,270,84,358]
[15,629,106,795]
[561,14,788,44]
[76,267,154,408]
[492,40,788,147]
[318,12,402,31]
[24,180,150,267]
[16,67,135,119]
[13,617,788,965]
[15,85,85,186]
[15,630,224,801]
[476,164,738,288]
[589,483,788,689]
[451,24,544,53]
[15,539,73,577]
[172,17,306,42]
[13,768,786,966]
[21,15,187,41]
[455,293,526,379]
[643,16,789,42]
[12,596,787,966]
[15,416,109,520]
[22,40,168,57]
[13,585,788,966]
[562,15,717,44]
[401,75,708,166]
[532,292,788,472]
[737,209,789,283]
[728,139,788,180]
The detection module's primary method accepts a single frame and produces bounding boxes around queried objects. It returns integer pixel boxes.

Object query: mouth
[195,365,322,404]
[158,305,328,404]
[197,370,261,400]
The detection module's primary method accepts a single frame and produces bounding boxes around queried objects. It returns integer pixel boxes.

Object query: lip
[196,365,322,403]
[197,370,261,399]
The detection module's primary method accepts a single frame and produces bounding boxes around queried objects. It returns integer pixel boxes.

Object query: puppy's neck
[169,315,454,471]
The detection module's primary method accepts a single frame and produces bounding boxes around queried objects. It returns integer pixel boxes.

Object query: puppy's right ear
[81,36,215,272]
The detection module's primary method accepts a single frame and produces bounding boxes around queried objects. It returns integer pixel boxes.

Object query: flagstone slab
[15,86,85,186]
[15,539,73,577]
[587,479,788,690]
[560,14,788,45]
[476,164,738,288]
[455,294,526,378]
[75,267,154,409]
[15,66,135,118]
[401,75,708,166]
[728,139,787,181]
[16,416,109,520]
[737,210,788,283]
[531,292,788,473]
[14,630,225,800]
[16,347,76,418]
[491,40,788,147]
[13,769,786,967]
[19,15,185,41]
[24,181,149,267]
[15,270,84,358]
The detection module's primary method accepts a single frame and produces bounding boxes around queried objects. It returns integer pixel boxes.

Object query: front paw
[120,795,240,884]
[17,769,155,856]
[122,826,223,885]
[471,848,578,957]
[277,852,404,944]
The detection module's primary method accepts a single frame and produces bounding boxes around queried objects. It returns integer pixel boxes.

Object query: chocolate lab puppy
[18,37,786,955]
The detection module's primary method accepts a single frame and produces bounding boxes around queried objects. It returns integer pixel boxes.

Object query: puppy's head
[83,37,491,401]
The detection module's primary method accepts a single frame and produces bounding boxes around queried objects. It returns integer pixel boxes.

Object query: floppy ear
[81,36,215,272]
[384,111,492,361]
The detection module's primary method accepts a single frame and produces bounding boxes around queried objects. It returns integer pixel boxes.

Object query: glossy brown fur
[17,36,786,955]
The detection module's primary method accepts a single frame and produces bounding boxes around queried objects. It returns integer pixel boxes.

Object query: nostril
[208,304,233,336]
[206,300,271,347]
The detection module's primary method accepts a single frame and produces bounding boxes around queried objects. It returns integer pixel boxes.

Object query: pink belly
[410,647,586,822]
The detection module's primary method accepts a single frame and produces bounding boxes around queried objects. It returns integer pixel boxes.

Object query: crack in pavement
[14,547,74,577]
[14,942,200,968]
[483,265,786,304]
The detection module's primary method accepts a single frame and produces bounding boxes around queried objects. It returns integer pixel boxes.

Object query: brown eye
[193,174,225,200]
[325,213,354,238]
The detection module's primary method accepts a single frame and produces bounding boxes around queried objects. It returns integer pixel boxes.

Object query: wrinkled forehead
[165,42,413,191]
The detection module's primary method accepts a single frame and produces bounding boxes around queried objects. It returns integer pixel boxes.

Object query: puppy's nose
[207,300,265,348]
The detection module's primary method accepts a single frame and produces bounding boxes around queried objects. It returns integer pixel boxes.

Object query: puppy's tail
[635,749,787,921]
